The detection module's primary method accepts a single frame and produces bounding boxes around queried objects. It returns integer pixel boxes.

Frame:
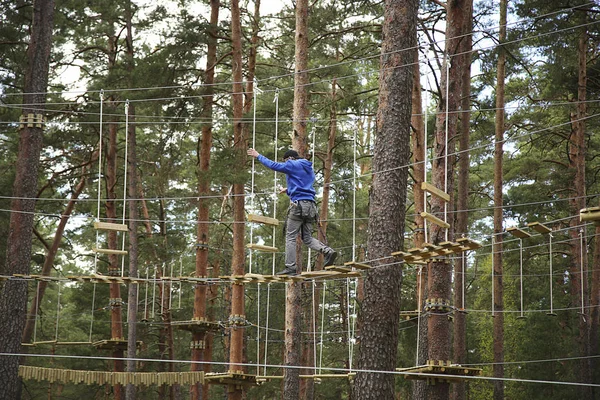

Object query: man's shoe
[323,250,337,267]
[276,267,298,276]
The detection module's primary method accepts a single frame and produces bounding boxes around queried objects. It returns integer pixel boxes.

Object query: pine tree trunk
[284,0,310,397]
[452,1,473,399]
[353,0,417,398]
[229,0,246,399]
[192,1,220,399]
[493,2,507,399]
[0,1,55,397]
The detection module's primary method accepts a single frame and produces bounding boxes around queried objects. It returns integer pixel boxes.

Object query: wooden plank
[344,261,371,270]
[247,214,279,226]
[391,250,411,259]
[300,270,336,278]
[246,243,278,253]
[421,212,450,229]
[325,265,353,273]
[94,221,128,232]
[506,227,531,239]
[312,271,361,280]
[421,182,450,202]
[580,207,600,222]
[527,221,552,234]
[93,248,128,255]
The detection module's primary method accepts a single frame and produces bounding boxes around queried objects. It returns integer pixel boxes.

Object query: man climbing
[247,148,337,275]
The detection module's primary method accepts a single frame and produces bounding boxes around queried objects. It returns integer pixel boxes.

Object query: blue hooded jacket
[256,154,316,202]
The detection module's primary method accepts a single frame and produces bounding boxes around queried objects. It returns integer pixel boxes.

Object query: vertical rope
[120,100,130,276]
[318,281,327,374]
[519,238,524,318]
[462,251,466,309]
[151,267,157,319]
[312,281,317,376]
[271,89,279,275]
[33,281,40,344]
[256,282,261,376]
[178,259,183,309]
[263,282,271,376]
[549,233,554,315]
[144,268,149,320]
[54,283,61,341]
[94,90,105,274]
[346,278,351,368]
[491,236,495,317]
[89,283,97,342]
[443,56,450,242]
[353,129,357,261]
[415,266,423,366]
[579,229,585,315]
[423,74,430,244]
[249,81,258,274]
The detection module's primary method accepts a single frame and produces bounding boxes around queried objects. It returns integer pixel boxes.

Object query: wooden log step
[421,212,450,229]
[421,182,450,202]
[247,214,279,226]
[300,270,336,279]
[246,243,278,252]
[94,221,128,232]
[580,207,600,222]
[92,248,128,255]
[344,261,371,270]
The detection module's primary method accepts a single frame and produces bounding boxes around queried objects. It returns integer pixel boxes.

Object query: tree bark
[192,1,220,399]
[493,2,507,399]
[452,1,473,399]
[353,0,417,398]
[0,1,55,397]
[284,0,310,397]
[229,0,246,399]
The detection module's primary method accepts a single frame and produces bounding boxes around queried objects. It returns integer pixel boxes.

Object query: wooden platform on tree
[397,360,482,384]
[392,238,481,263]
[171,318,222,333]
[204,371,259,387]
[19,365,204,386]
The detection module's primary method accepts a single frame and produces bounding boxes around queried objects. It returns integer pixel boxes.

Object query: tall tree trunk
[192,1,220,399]
[284,0,310,397]
[411,45,429,400]
[0,1,55,397]
[493,1,507,399]
[426,1,467,399]
[124,3,139,398]
[229,0,246,399]
[452,1,473,399]
[569,13,590,398]
[353,0,417,398]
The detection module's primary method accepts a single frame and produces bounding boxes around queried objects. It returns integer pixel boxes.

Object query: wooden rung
[247,214,279,226]
[94,222,128,232]
[527,221,551,234]
[92,248,128,255]
[506,227,531,239]
[421,182,450,202]
[420,212,450,229]
[300,270,336,278]
[391,250,411,259]
[246,243,278,252]
[344,261,371,270]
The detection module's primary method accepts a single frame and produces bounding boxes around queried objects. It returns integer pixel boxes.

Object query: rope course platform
[19,365,204,386]
[397,360,482,384]
[204,370,259,388]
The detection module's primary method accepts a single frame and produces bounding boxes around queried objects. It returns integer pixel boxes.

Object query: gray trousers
[285,200,330,269]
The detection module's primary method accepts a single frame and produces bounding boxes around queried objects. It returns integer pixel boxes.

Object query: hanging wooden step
[325,265,353,273]
[456,238,482,250]
[246,243,278,252]
[506,227,531,239]
[421,182,450,202]
[94,221,128,232]
[247,214,279,226]
[580,207,600,223]
[527,221,552,234]
[92,247,128,255]
[421,212,450,229]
